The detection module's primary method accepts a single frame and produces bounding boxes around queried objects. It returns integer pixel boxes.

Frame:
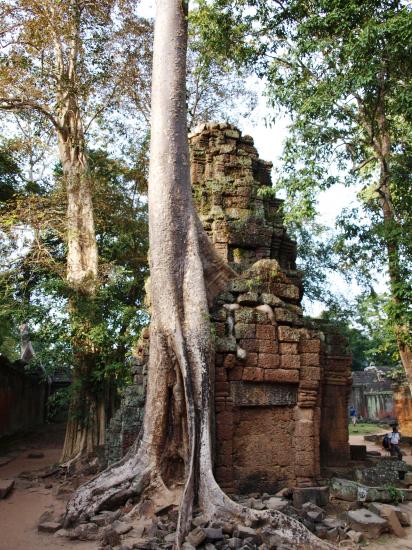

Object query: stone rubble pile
[38,482,412,549]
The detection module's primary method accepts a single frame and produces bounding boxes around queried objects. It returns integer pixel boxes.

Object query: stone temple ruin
[106,123,352,493]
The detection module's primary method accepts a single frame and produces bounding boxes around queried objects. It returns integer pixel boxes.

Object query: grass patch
[348,422,388,435]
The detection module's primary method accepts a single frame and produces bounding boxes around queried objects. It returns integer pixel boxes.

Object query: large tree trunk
[64,2,332,547]
[57,104,105,463]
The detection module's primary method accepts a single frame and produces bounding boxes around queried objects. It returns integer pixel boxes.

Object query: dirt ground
[2,425,412,549]
[0,424,94,550]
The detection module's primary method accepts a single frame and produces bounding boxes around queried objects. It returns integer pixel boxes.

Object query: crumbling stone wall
[106,123,352,491]
[0,356,46,438]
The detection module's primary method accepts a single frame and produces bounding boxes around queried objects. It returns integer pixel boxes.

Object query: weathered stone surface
[72,522,99,541]
[204,527,224,541]
[346,509,388,539]
[265,497,289,511]
[350,445,367,461]
[233,526,260,543]
[380,505,406,537]
[292,486,329,509]
[230,381,297,406]
[186,527,207,547]
[347,530,364,543]
[38,521,62,533]
[0,479,14,499]
[107,123,352,497]
[330,477,394,503]
[100,525,121,546]
[113,520,133,535]
[355,457,408,486]
[302,502,325,522]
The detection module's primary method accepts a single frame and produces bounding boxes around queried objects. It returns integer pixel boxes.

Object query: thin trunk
[64,2,332,547]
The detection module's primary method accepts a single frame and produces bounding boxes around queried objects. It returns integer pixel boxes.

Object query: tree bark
[57,99,104,463]
[373,94,412,394]
[379,171,412,393]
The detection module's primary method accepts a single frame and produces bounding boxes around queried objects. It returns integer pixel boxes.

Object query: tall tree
[64,2,331,548]
[0,0,151,460]
[194,0,412,390]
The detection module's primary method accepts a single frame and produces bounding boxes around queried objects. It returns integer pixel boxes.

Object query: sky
[136,0,388,316]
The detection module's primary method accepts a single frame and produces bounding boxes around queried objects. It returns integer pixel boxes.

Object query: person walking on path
[390,425,403,460]
[349,405,357,426]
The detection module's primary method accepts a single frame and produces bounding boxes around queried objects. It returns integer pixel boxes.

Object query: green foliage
[320,292,400,371]
[385,484,405,505]
[196,0,412,364]
[0,145,148,391]
[47,387,70,423]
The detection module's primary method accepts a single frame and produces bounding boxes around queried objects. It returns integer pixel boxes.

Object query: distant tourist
[390,425,403,460]
[349,405,357,425]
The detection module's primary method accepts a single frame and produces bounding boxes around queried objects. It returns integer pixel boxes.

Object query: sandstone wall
[0,356,46,438]
[394,385,412,437]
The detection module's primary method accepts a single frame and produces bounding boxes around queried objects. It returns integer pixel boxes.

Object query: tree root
[64,443,152,526]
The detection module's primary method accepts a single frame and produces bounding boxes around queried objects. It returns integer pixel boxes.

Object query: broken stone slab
[357,457,410,486]
[302,502,325,522]
[330,477,395,503]
[54,529,70,538]
[0,479,14,499]
[100,525,121,546]
[164,532,177,543]
[186,527,207,547]
[38,522,62,533]
[233,525,260,543]
[71,522,99,541]
[192,514,208,528]
[204,527,224,541]
[247,497,266,510]
[346,509,388,539]
[292,486,329,509]
[264,497,288,511]
[368,502,409,525]
[379,505,406,537]
[346,530,364,543]
[112,520,133,535]
[227,537,242,549]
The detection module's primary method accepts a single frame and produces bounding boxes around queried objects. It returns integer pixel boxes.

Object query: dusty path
[0,424,94,550]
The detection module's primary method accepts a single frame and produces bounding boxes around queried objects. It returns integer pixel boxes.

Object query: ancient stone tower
[106,123,352,494]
